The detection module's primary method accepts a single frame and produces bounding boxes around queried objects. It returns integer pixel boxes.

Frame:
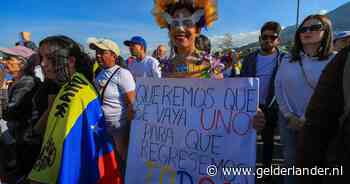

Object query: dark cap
[124,36,147,50]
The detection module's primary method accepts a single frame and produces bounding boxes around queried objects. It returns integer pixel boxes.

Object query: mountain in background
[239,1,350,50]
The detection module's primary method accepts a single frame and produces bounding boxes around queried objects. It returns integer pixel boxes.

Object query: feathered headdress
[153,0,218,28]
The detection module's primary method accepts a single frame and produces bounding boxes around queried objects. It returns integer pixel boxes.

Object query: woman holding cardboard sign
[152,0,265,131]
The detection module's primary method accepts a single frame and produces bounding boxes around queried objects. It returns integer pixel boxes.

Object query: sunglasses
[261,34,279,41]
[299,24,324,33]
[95,49,112,55]
[162,10,204,29]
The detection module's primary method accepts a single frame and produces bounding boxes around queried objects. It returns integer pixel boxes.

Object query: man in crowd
[152,45,168,73]
[152,44,168,61]
[240,21,285,183]
[88,37,127,76]
[124,36,161,78]
[89,38,136,176]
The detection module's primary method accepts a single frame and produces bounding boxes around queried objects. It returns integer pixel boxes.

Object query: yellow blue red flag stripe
[28,73,121,184]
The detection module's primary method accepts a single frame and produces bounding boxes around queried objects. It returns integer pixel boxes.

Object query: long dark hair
[291,14,333,62]
[39,35,94,83]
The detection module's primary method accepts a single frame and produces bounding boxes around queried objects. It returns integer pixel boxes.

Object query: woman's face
[169,8,199,51]
[40,43,57,80]
[299,18,325,46]
[4,56,23,75]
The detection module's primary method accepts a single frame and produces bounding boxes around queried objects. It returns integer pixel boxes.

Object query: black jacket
[238,49,285,108]
[3,75,41,126]
[303,46,350,184]
[238,49,285,126]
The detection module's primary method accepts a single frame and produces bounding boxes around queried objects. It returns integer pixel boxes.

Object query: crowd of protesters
[0,1,350,184]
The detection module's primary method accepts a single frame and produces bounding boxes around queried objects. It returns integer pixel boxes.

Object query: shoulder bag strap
[101,67,121,104]
[298,60,316,90]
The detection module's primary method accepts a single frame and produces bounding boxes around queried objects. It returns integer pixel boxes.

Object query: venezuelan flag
[28,73,122,184]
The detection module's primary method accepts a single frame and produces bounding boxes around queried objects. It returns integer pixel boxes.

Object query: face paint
[162,9,204,30]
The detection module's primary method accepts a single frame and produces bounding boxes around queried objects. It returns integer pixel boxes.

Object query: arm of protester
[275,61,305,130]
[126,91,136,122]
[274,60,294,119]
[117,71,135,161]
[119,69,136,122]
[252,108,266,131]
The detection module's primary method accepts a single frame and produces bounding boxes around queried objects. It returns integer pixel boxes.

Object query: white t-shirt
[95,65,136,128]
[256,52,278,105]
[275,53,335,119]
[127,56,162,78]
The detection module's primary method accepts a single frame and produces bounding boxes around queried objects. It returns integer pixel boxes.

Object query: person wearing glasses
[89,38,136,176]
[239,21,285,183]
[0,46,42,178]
[152,0,266,159]
[274,14,335,184]
[153,0,224,79]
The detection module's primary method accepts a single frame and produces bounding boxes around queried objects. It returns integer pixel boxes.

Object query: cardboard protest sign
[126,78,259,184]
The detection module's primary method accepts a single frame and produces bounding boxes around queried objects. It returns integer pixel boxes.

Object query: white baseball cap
[88,37,120,56]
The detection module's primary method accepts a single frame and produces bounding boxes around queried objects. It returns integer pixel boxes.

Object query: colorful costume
[152,0,222,79]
